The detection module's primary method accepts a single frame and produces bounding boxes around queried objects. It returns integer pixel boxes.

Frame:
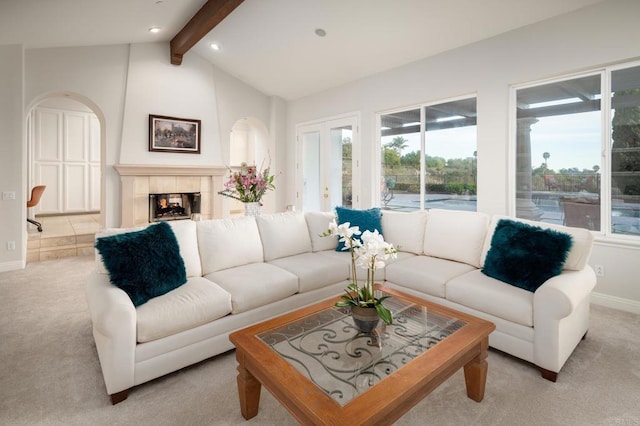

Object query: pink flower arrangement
[218,162,276,204]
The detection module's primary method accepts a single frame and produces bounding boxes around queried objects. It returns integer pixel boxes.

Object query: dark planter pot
[351,305,380,333]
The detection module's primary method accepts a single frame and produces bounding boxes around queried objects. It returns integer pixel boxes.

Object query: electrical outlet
[595,264,605,277]
[6,241,16,250]
[2,191,16,200]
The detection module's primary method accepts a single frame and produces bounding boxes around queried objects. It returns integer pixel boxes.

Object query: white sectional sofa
[85,209,596,404]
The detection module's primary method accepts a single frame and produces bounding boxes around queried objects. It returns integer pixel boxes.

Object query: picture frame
[149,114,201,154]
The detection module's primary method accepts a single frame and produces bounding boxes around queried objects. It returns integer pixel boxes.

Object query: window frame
[376,94,478,212]
[510,61,640,245]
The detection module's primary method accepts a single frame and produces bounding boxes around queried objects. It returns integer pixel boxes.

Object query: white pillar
[516,117,543,220]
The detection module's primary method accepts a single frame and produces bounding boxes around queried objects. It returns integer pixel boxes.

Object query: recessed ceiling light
[315,28,327,37]
[149,27,161,34]
[210,43,220,51]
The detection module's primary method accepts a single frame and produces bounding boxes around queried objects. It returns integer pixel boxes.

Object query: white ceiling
[1,0,604,100]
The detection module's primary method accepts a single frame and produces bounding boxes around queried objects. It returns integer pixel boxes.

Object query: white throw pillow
[256,212,312,261]
[305,211,338,252]
[423,209,490,268]
[197,217,264,275]
[381,210,428,254]
[168,220,202,278]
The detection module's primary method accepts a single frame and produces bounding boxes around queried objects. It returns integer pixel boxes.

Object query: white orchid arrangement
[322,220,397,324]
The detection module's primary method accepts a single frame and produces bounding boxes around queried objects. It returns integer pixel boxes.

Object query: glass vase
[244,202,261,217]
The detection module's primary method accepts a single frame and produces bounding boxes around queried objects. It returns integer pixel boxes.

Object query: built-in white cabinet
[32,106,100,214]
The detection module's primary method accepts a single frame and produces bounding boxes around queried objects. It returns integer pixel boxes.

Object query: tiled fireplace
[114,164,227,227]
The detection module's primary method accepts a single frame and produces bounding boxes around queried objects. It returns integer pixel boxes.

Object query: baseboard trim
[591,292,640,315]
[0,260,26,273]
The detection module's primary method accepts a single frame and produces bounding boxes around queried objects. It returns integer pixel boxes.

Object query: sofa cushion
[318,249,416,282]
[269,252,349,293]
[305,211,338,252]
[136,277,232,343]
[204,263,299,314]
[381,210,428,254]
[167,220,202,277]
[481,215,594,271]
[385,255,476,298]
[95,222,187,307]
[482,219,573,292]
[446,269,534,327]
[257,212,312,261]
[197,217,263,275]
[335,206,382,251]
[423,209,490,268]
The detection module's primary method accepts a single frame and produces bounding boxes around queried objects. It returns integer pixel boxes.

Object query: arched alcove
[226,117,273,215]
[229,117,269,167]
[25,92,105,224]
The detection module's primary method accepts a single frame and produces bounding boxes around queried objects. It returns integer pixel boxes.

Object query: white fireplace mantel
[114,164,227,227]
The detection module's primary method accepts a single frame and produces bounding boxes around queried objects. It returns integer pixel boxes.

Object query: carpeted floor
[1,255,639,425]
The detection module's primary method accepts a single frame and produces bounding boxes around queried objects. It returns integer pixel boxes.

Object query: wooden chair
[544,175,558,191]
[560,197,600,231]
[27,185,46,232]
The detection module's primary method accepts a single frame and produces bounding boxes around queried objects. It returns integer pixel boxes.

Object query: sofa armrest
[532,266,596,372]
[85,271,137,396]
[533,266,597,320]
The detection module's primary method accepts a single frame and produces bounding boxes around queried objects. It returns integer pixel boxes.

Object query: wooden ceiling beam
[170,0,244,65]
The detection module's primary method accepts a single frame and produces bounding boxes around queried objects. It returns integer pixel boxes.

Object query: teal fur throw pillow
[482,219,573,292]
[95,222,187,307]
[335,206,382,251]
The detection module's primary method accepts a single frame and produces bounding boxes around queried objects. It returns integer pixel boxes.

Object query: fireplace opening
[149,192,200,222]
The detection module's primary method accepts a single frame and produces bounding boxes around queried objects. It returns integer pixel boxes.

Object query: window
[379,97,477,212]
[514,64,640,238]
[610,66,640,236]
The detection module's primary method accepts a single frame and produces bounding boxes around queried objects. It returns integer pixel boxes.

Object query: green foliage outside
[611,89,640,196]
[381,144,477,195]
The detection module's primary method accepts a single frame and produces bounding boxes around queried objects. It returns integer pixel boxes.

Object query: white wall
[0,42,276,271]
[212,66,271,164]
[212,66,285,211]
[0,45,25,271]
[285,0,640,312]
[25,44,130,229]
[120,43,221,165]
[21,43,276,226]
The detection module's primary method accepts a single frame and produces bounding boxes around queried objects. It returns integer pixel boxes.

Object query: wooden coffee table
[229,285,495,425]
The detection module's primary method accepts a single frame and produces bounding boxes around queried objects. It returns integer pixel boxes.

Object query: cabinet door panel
[36,163,62,213]
[64,112,87,162]
[32,106,101,214]
[64,164,87,211]
[36,109,61,161]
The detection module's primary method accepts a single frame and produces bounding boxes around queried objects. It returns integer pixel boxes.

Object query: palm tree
[385,136,409,156]
[543,152,550,168]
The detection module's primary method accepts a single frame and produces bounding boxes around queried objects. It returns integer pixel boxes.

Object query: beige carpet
[1,255,639,425]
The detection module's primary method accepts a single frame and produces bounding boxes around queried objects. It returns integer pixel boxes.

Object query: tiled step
[27,213,99,263]
[27,234,96,262]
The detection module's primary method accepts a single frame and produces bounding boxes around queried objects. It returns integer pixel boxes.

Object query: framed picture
[149,115,201,154]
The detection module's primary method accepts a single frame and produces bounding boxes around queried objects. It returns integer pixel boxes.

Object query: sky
[381,111,602,172]
[528,111,601,172]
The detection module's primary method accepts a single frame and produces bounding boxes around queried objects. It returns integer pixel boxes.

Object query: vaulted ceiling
[1,0,605,100]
